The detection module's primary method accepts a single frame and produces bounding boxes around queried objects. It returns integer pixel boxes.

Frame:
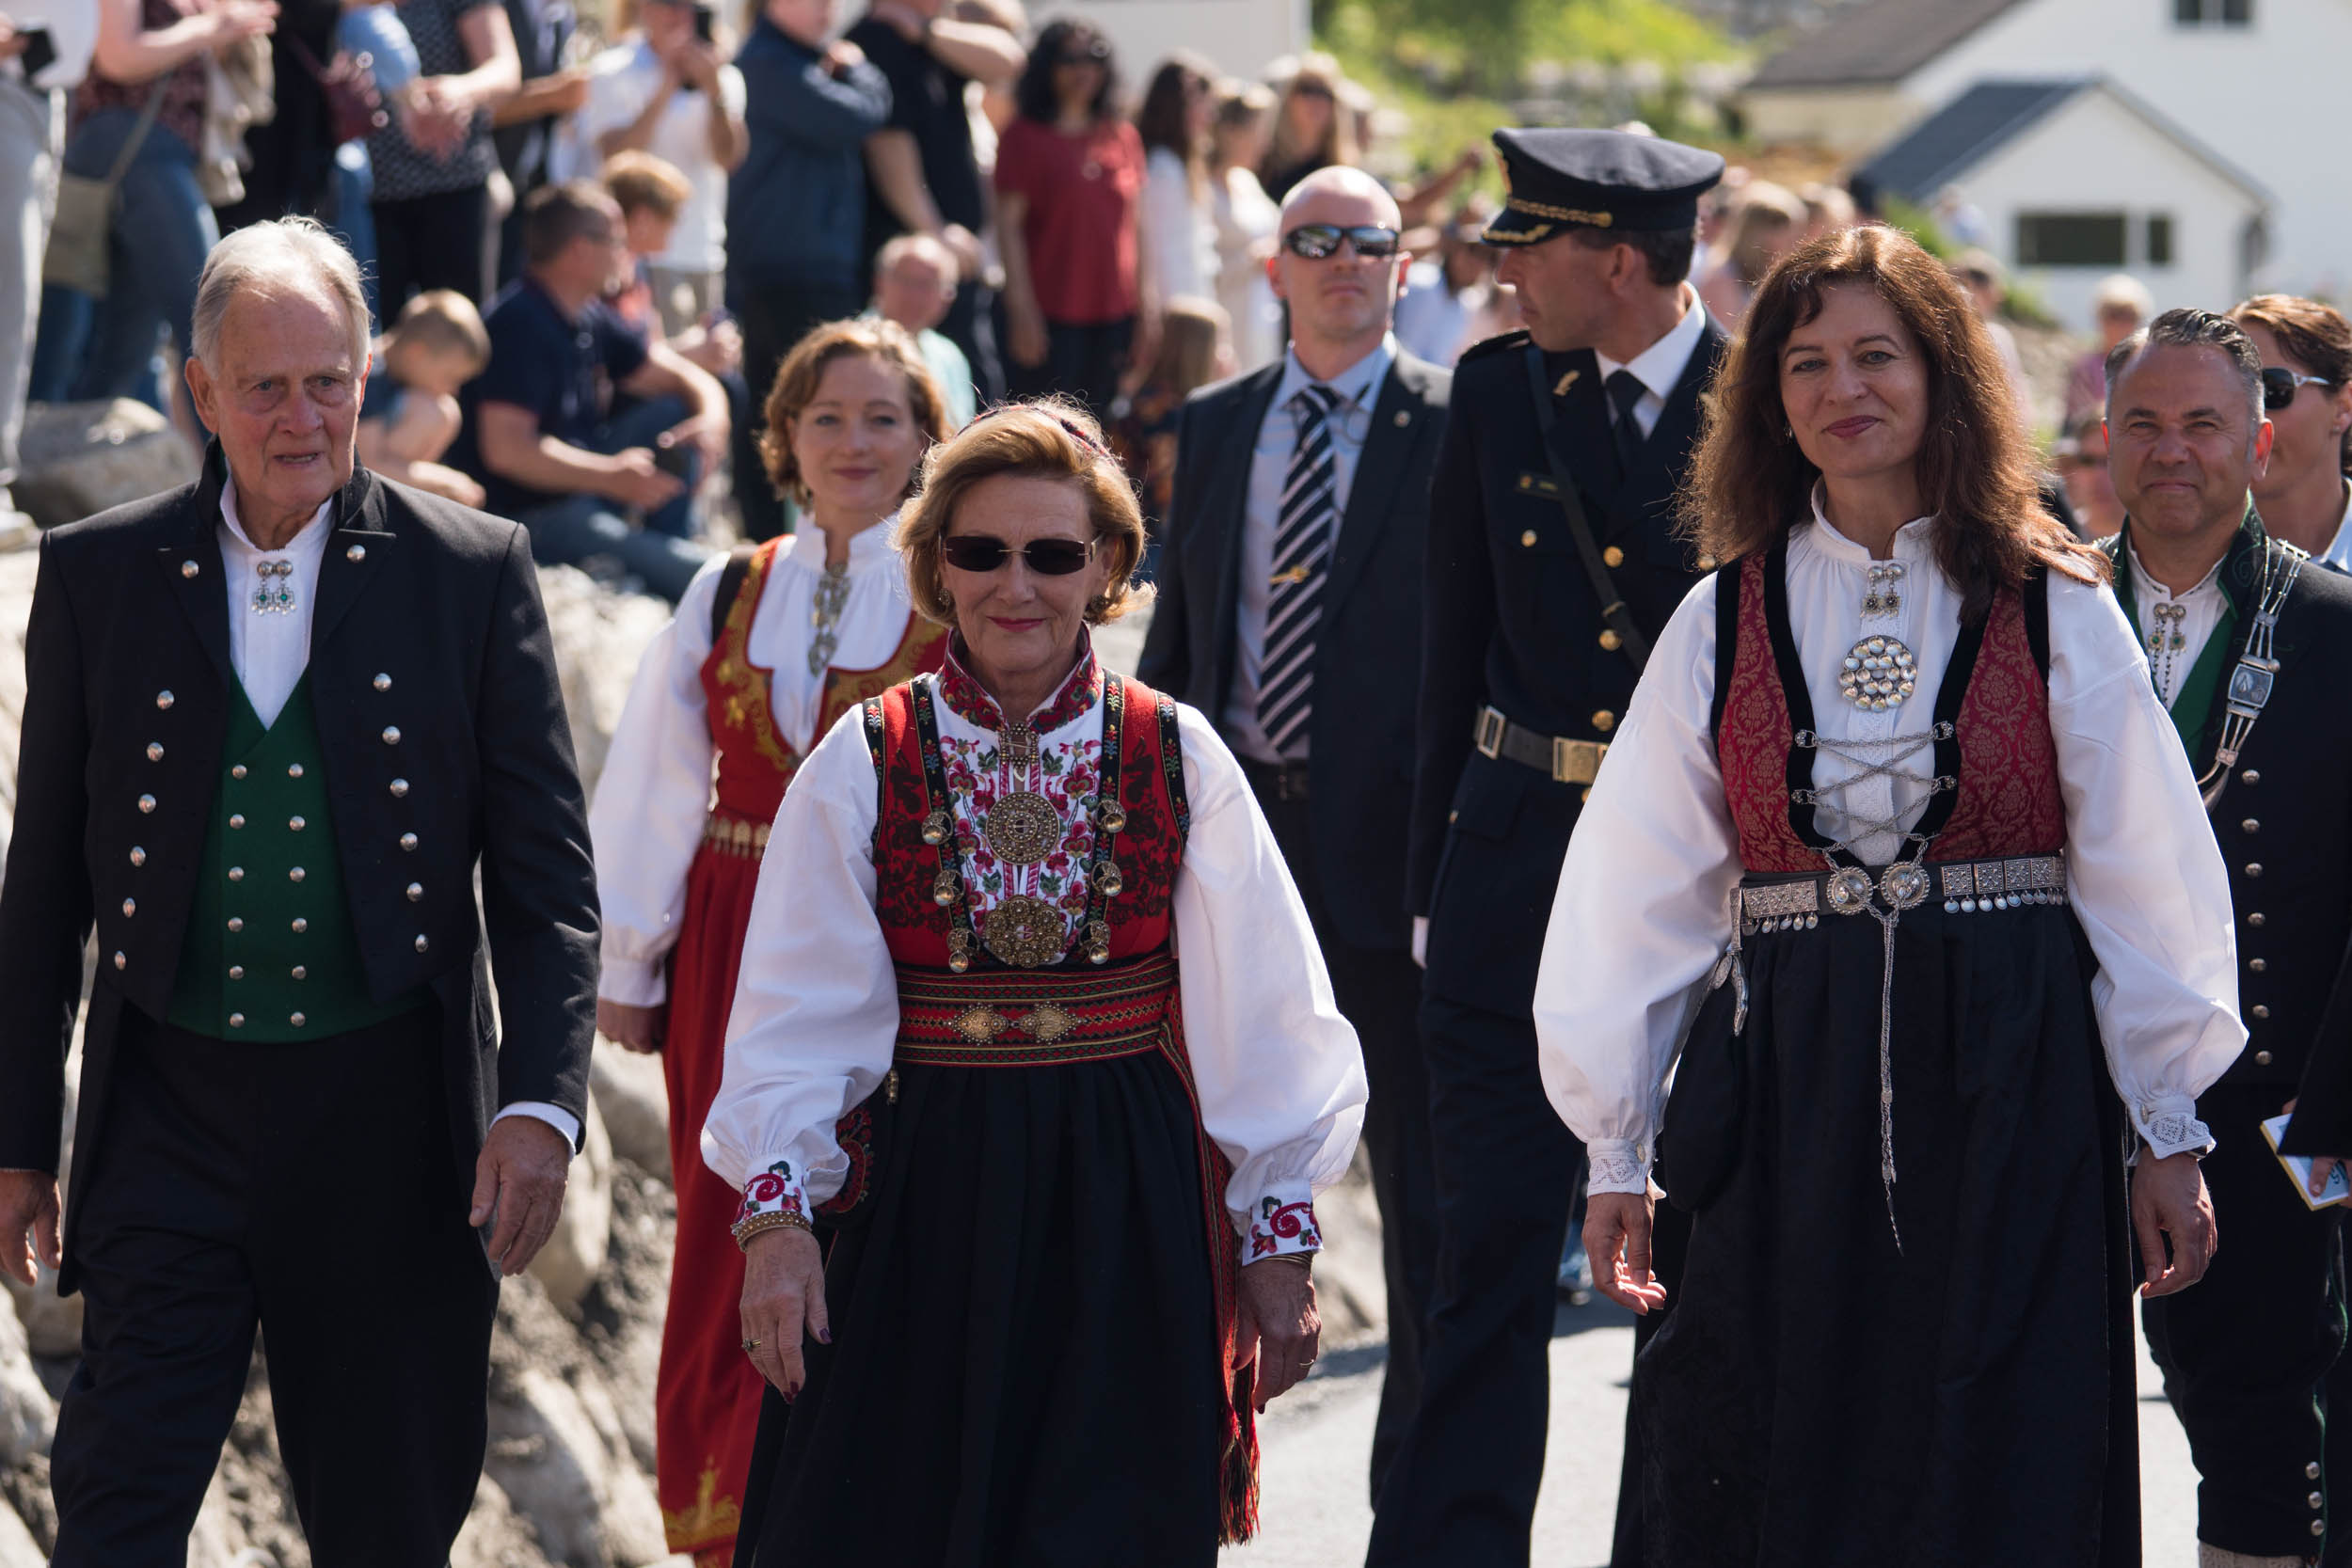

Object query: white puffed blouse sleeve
[589,555,730,1007]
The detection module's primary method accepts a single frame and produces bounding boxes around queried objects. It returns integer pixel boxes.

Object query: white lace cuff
[597,951,668,1008]
[1586,1138,1651,1196]
[2130,1098,2214,1161]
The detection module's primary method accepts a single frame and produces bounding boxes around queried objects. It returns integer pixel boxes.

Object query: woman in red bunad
[1535,227,2246,1565]
[706,400,1368,1567]
[589,319,952,1568]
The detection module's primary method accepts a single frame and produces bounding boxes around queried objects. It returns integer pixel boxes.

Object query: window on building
[2016,213,2129,267]
[2174,0,2252,24]
[2147,214,2175,267]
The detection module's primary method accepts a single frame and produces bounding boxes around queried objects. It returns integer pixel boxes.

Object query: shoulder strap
[103,78,174,191]
[709,541,761,644]
[1521,342,1651,673]
[1153,689,1190,848]
[1708,559,1741,745]
[862,693,888,842]
[2022,568,2053,680]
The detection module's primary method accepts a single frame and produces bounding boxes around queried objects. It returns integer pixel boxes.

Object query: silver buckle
[1474,707,1506,760]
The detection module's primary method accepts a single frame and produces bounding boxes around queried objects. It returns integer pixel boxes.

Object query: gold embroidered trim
[1505,197,1613,227]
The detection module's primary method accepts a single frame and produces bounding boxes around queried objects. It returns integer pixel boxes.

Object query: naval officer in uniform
[1369,128,1725,1568]
[0,216,599,1566]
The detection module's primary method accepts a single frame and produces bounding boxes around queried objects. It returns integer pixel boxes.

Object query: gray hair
[2105,306,2265,435]
[190,216,372,371]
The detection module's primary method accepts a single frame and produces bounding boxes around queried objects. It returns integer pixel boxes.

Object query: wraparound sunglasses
[940,535,1099,576]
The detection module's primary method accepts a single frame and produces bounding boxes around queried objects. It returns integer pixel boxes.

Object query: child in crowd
[604,150,740,379]
[1113,293,1232,573]
[358,290,491,507]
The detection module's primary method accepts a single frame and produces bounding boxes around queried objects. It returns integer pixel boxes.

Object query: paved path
[1226,1300,2202,1566]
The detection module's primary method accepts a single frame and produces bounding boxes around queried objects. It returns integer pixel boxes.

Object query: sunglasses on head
[940,534,1099,576]
[2263,366,2336,410]
[1282,224,1401,261]
[1056,39,1110,64]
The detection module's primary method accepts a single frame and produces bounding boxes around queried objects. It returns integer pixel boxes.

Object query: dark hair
[1680,224,2105,620]
[1135,53,1214,186]
[2105,307,2264,432]
[1014,19,1119,127]
[1566,224,1696,291]
[521,180,616,267]
[2230,293,2352,471]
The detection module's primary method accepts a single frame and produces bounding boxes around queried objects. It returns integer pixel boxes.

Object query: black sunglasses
[1056,40,1110,65]
[940,534,1099,576]
[2262,366,2336,410]
[1282,224,1401,261]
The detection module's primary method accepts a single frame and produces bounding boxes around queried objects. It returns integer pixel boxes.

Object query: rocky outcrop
[11,401,201,534]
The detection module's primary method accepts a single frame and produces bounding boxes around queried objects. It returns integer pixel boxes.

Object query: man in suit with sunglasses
[1138,163,1449,1503]
[1371,128,1725,1568]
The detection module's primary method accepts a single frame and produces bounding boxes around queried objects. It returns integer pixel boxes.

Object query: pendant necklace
[806,562,850,676]
[980,718,1060,866]
[1838,560,1915,711]
[2147,601,2188,699]
[251,559,296,615]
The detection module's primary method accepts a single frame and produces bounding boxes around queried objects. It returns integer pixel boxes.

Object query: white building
[1851,77,2268,330]
[1020,0,1311,85]
[1740,0,2344,308]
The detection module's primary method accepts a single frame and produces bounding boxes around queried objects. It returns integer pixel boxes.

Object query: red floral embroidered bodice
[698,538,948,825]
[1714,550,2065,873]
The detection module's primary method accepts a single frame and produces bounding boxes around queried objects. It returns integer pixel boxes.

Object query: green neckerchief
[2109,501,2264,767]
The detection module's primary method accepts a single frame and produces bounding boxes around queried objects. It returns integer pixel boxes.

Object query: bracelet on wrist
[733,1209,811,1251]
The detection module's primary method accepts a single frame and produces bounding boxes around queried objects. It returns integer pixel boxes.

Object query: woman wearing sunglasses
[711,399,1366,1564]
[585,317,950,1568]
[2229,294,2352,567]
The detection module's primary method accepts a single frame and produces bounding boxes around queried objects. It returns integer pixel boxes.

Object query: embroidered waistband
[702,813,771,857]
[1738,852,2067,933]
[893,948,1177,1068]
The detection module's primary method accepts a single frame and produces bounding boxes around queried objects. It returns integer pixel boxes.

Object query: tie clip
[1270,564,1312,588]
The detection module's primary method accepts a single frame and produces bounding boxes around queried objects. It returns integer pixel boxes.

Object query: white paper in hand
[2262,1114,2351,1210]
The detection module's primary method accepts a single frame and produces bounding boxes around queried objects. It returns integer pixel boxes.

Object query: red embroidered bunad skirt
[731,948,1253,1568]
[655,811,773,1567]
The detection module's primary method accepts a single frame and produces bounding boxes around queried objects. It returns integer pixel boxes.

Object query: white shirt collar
[1273,332,1396,416]
[1595,283,1706,401]
[1800,483,1937,565]
[2318,482,2352,571]
[217,482,334,561]
[2123,535,2228,605]
[780,512,901,575]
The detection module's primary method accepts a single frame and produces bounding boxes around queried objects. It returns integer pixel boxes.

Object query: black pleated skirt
[1640,897,2139,1568]
[732,1051,1225,1568]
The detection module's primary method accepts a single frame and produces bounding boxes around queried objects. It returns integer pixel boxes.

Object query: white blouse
[703,645,1368,1256]
[591,521,919,1006]
[1534,502,2246,1196]
[2122,538,2230,710]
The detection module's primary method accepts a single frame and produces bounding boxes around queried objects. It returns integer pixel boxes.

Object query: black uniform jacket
[0,450,600,1291]
[1137,349,1451,951]
[1408,321,1726,1012]
[2104,518,2352,1153]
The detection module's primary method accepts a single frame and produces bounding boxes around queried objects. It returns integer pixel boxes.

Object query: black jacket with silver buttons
[0,450,599,1286]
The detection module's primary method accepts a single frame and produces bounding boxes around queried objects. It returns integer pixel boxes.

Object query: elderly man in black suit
[1138,163,1449,1503]
[0,216,599,1567]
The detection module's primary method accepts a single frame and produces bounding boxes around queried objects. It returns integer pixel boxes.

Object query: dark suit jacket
[0,450,600,1291]
[1138,351,1450,951]
[2099,520,2352,1153]
[1409,320,1726,1014]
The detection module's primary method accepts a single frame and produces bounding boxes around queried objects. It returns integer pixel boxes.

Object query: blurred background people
[993,15,1149,422]
[726,0,886,541]
[1136,50,1216,312]
[845,0,1021,404]
[2069,272,2153,429]
[357,286,490,502]
[1798,179,1855,245]
[867,230,974,426]
[1951,246,2035,432]
[0,0,92,527]
[2231,293,2352,565]
[1259,50,1355,204]
[1391,198,1493,366]
[1111,291,1228,553]
[360,0,520,310]
[1694,178,1801,327]
[558,0,744,335]
[209,0,348,234]
[1206,77,1279,371]
[485,0,586,292]
[2054,410,2122,541]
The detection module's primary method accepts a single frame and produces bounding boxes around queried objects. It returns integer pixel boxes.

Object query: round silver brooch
[1839,635,1916,711]
[1825,866,1876,915]
[1880,863,1930,911]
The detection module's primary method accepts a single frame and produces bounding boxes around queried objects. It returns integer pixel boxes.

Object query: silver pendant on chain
[806,562,850,676]
[1842,561,1915,711]
[250,559,295,615]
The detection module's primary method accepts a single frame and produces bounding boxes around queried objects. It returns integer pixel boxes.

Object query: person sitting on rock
[358,288,492,507]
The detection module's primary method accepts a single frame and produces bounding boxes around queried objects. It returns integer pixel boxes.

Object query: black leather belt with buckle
[1243,758,1312,803]
[1473,705,1607,784]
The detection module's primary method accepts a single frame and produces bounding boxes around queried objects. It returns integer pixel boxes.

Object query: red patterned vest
[1713,546,2066,872]
[697,538,948,835]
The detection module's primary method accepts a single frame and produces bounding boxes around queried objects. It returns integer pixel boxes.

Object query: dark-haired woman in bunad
[1535,225,2245,1564]
[705,399,1367,1567]
[588,319,951,1568]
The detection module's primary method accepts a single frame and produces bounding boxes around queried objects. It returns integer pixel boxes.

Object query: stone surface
[0,1293,52,1468]
[536,563,672,803]
[0,1495,44,1568]
[451,1474,556,1568]
[486,1366,636,1568]
[529,1094,613,1314]
[13,400,202,532]
[591,1041,671,1181]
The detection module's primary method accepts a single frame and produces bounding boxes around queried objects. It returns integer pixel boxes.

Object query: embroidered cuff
[2131,1099,2215,1162]
[597,953,669,1009]
[1244,1195,1323,1260]
[1585,1138,1651,1196]
[735,1154,811,1229]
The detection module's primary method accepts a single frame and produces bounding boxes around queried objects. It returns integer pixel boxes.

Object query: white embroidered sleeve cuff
[596,953,669,1008]
[2132,1100,2215,1161]
[494,1101,583,1153]
[1585,1138,1651,1196]
[1243,1191,1324,1260]
[735,1152,812,1230]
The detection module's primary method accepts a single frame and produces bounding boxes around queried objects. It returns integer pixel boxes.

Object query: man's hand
[603,447,688,511]
[2280,1098,2350,1201]
[660,409,729,479]
[675,40,723,93]
[2132,1146,2217,1297]
[1584,1189,1668,1315]
[1232,1258,1320,1412]
[0,22,30,60]
[0,1171,60,1290]
[675,318,743,378]
[939,222,984,280]
[1004,299,1047,369]
[821,38,866,77]
[740,1226,828,1399]
[469,1116,572,1275]
[597,997,664,1053]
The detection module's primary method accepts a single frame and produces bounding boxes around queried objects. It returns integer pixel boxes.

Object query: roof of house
[1854,76,2271,205]
[1746,0,2027,89]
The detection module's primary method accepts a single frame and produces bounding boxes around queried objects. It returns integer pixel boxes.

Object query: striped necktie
[1260,382,1343,757]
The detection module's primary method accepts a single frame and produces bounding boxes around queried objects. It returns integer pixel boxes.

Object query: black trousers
[50,1005,498,1568]
[2144,1083,2352,1562]
[1365,994,1582,1568]
[1007,317,1134,432]
[938,279,1002,407]
[370,182,492,314]
[735,279,863,542]
[1242,761,1438,1503]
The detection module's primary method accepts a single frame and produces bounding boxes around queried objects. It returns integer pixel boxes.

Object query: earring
[1782,421,1793,439]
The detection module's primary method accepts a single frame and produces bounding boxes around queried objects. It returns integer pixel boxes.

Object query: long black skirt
[733,1051,1224,1567]
[1640,896,2138,1567]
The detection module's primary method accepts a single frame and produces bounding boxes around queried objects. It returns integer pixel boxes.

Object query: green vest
[2111,504,2260,764]
[169,675,425,1042]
